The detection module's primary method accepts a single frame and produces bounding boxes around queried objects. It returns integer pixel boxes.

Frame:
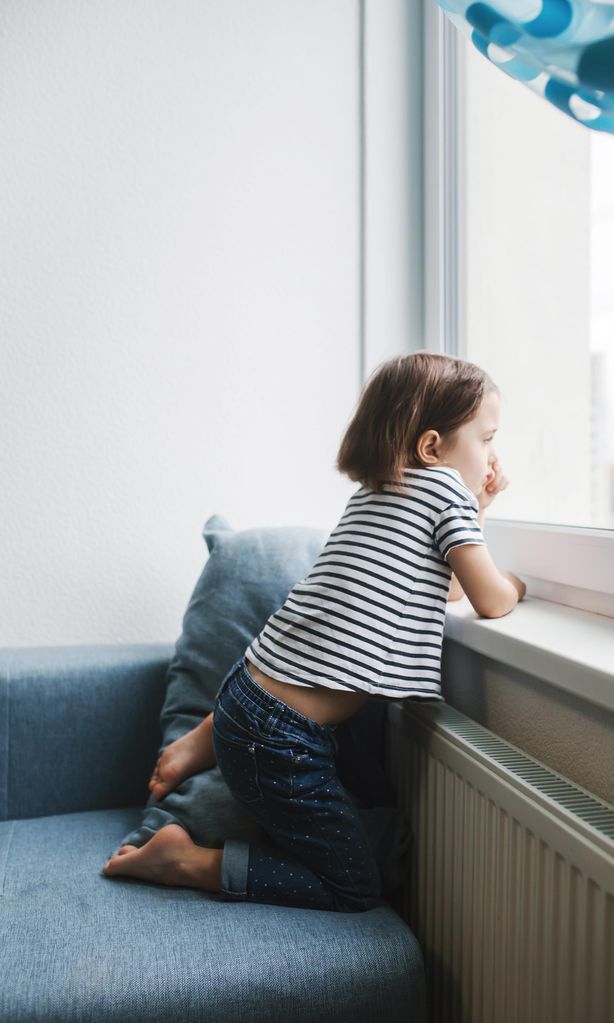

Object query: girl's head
[335,350,501,497]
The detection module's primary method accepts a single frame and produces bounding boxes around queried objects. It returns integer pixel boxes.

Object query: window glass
[462,40,614,529]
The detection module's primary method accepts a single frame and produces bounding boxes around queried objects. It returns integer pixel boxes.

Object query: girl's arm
[447,462,526,615]
[447,509,486,602]
[447,542,525,618]
[447,573,465,601]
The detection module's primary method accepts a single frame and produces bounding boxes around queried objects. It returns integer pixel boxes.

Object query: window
[423,0,614,617]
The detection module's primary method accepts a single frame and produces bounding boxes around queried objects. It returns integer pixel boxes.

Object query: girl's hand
[478,458,509,512]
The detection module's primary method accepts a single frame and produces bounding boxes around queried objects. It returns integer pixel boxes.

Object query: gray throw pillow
[115,514,411,896]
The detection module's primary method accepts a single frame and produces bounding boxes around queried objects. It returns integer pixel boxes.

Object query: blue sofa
[0,643,427,1023]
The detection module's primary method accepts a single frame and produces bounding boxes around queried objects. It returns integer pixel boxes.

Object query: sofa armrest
[0,643,173,821]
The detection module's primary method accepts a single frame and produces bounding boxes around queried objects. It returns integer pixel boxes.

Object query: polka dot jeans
[212,657,385,913]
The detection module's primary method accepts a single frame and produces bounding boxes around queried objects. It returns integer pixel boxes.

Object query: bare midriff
[245,657,369,726]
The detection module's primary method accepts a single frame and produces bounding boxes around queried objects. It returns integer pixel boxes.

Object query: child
[102,350,526,910]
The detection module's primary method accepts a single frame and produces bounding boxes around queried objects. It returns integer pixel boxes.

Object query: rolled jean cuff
[219,839,250,900]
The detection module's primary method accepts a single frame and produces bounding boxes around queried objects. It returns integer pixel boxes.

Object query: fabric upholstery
[0,806,427,1022]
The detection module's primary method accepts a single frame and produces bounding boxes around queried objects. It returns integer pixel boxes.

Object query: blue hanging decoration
[434,1,614,133]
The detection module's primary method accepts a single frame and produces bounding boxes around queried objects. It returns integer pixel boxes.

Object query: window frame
[422,0,614,616]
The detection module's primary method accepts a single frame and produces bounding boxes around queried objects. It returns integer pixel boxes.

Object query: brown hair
[335,350,500,495]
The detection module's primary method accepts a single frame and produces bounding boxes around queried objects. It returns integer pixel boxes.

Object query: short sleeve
[434,499,485,564]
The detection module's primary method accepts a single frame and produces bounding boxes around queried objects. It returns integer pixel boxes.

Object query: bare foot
[149,715,216,800]
[101,823,222,891]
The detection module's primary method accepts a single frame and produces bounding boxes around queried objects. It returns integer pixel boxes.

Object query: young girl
[102,351,526,911]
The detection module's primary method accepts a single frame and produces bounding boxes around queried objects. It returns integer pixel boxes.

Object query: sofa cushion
[0,808,426,1023]
[116,515,412,900]
[161,513,330,729]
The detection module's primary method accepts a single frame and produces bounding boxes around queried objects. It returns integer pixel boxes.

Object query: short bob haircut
[335,350,500,495]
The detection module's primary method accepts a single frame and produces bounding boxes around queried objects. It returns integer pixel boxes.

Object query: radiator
[385,701,614,1023]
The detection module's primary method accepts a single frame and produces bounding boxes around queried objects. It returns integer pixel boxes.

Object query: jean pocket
[212,717,263,805]
[261,705,335,752]
[253,741,335,802]
[215,693,320,755]
[215,698,273,746]
[289,744,337,801]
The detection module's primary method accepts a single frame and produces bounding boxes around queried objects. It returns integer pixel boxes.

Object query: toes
[103,855,133,876]
[102,847,140,875]
[102,855,120,875]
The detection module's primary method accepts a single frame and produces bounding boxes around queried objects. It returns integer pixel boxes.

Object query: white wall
[1,0,422,647]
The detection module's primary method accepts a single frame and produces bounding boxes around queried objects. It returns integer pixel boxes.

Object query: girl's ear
[416,429,443,466]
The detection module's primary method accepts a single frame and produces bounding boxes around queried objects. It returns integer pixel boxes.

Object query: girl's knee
[332,862,383,912]
[332,889,386,913]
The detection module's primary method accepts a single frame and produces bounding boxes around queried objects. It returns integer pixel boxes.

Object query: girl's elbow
[476,590,520,619]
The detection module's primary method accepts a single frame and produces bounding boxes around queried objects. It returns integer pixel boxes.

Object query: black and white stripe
[245,466,485,700]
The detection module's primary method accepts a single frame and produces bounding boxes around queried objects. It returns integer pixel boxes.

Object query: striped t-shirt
[244,466,486,700]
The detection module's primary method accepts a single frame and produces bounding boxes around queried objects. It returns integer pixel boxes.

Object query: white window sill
[444,596,614,716]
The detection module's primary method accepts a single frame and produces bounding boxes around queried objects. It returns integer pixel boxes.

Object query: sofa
[0,641,427,1023]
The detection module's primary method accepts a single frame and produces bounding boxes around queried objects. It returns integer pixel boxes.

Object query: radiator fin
[386,702,614,1023]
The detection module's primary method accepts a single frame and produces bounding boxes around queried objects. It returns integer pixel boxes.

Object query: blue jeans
[212,656,386,913]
